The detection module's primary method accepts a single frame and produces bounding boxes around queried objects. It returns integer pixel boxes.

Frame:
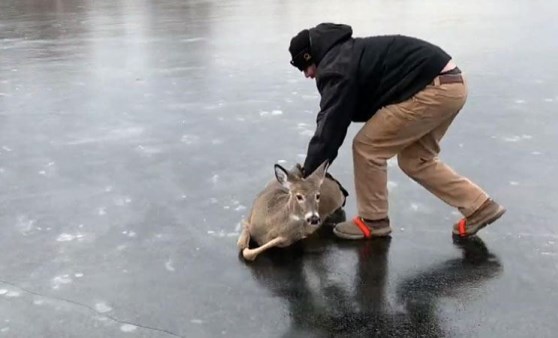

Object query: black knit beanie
[289,29,313,71]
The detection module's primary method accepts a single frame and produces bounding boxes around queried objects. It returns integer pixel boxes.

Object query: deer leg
[237,221,251,251]
[242,236,286,261]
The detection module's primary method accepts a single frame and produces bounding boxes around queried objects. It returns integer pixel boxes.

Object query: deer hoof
[242,248,257,261]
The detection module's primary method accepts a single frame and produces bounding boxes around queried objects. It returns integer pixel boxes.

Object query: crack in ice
[0,279,185,338]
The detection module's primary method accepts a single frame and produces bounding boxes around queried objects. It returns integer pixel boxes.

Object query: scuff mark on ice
[165,259,175,272]
[52,275,73,290]
[94,302,112,313]
[120,324,138,332]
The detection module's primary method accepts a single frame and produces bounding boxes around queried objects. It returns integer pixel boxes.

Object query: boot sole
[453,206,506,237]
[333,226,392,240]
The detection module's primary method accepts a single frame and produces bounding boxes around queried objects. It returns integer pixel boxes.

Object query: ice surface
[0,0,557,337]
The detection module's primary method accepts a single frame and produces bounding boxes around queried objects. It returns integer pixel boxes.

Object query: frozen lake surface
[1,0,557,337]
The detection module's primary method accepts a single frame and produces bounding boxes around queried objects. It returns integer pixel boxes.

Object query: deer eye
[295,194,304,201]
[316,193,320,201]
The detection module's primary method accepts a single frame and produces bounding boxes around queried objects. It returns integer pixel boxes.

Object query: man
[288,23,505,240]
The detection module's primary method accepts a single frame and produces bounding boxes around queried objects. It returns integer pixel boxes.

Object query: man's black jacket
[302,23,451,176]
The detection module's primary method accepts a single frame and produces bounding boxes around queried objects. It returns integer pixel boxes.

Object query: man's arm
[302,71,356,177]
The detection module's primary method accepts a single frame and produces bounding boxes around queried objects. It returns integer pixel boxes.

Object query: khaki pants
[353,73,488,220]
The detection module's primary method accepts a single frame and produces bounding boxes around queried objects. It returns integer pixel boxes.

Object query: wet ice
[0,0,557,337]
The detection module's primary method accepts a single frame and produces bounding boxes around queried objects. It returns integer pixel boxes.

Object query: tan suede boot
[453,198,506,237]
[333,216,392,240]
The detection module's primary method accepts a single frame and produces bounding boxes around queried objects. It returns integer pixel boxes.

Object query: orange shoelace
[457,219,467,237]
[353,216,372,238]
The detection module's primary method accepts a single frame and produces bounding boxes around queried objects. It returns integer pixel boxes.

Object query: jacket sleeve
[302,71,356,177]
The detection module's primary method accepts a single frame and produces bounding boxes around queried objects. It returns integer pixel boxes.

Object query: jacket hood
[309,23,353,66]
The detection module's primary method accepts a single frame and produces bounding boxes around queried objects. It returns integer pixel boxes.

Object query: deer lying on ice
[237,161,346,261]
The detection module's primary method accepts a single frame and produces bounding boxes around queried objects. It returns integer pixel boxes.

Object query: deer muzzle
[305,212,321,226]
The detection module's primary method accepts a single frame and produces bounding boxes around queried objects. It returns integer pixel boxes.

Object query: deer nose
[307,214,320,225]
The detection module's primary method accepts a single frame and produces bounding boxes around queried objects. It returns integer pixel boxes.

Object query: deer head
[274,161,329,227]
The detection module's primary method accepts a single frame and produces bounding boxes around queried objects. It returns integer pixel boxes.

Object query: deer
[237,161,347,261]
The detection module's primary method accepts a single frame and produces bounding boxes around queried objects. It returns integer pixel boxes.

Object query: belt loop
[432,76,440,86]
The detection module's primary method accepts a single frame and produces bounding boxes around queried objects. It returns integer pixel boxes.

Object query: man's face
[304,64,317,79]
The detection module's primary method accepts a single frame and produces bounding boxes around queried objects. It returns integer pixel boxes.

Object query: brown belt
[432,73,464,86]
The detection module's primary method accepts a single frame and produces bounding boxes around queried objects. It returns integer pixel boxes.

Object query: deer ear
[308,160,329,185]
[274,164,292,189]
